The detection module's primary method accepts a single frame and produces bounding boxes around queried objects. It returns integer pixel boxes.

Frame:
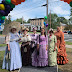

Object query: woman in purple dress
[31,27,38,67]
[37,28,48,67]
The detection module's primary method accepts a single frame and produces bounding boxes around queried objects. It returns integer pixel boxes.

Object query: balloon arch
[0,0,72,26]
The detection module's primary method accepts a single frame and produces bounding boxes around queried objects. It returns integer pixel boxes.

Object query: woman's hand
[37,44,39,51]
[54,48,56,51]
[8,47,10,51]
[46,45,48,50]
[7,44,10,51]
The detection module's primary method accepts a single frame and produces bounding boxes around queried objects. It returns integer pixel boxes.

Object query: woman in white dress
[2,22,22,72]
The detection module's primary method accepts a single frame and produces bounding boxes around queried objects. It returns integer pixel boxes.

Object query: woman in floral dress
[48,28,58,66]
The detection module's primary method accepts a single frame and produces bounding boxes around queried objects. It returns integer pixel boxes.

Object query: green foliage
[27,19,30,23]
[45,13,60,29]
[4,15,11,24]
[70,7,72,16]
[15,18,26,24]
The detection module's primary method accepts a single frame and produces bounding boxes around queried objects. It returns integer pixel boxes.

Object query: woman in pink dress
[37,28,48,67]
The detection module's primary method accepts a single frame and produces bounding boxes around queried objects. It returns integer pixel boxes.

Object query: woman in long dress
[2,25,22,71]
[55,27,68,64]
[37,28,48,67]
[48,28,58,66]
[20,27,31,66]
[30,27,38,67]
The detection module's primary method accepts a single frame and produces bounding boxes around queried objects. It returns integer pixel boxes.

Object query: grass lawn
[65,41,72,45]
[0,48,72,72]
[58,48,72,72]
[0,51,8,72]
[0,44,6,47]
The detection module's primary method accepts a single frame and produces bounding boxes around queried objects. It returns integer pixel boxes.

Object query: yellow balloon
[0,4,5,10]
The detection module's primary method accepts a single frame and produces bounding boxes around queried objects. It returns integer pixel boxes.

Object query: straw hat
[3,21,20,35]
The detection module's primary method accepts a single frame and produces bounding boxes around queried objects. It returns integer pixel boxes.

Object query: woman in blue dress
[2,22,22,72]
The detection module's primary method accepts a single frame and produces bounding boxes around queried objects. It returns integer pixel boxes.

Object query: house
[0,24,4,31]
[30,18,44,30]
[60,22,67,31]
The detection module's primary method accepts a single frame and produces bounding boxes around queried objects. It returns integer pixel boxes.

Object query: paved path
[20,66,58,72]
[0,45,72,51]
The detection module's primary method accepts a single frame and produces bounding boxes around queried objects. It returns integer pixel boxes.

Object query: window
[40,22,41,25]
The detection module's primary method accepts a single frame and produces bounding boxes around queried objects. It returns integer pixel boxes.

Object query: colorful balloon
[10,3,15,8]
[11,0,25,5]
[0,10,5,16]
[0,4,5,10]
[0,14,5,20]
[46,24,48,27]
[44,16,47,20]
[0,23,1,26]
[44,22,46,26]
[5,0,11,4]
[0,19,4,23]
[69,1,72,7]
[0,27,1,29]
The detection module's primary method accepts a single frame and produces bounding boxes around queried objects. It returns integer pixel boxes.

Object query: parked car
[67,31,72,34]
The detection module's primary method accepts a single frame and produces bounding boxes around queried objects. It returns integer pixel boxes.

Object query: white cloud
[64,16,70,19]
[52,6,70,15]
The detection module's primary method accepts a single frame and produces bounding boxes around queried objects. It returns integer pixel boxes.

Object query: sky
[0,0,71,21]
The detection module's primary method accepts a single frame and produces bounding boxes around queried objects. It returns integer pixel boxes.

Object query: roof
[30,18,44,20]
[60,23,67,26]
[21,23,31,26]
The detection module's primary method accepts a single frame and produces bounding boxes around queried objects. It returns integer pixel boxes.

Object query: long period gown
[55,31,68,64]
[2,32,22,71]
[31,33,38,67]
[48,34,58,66]
[37,35,48,66]
[21,33,31,66]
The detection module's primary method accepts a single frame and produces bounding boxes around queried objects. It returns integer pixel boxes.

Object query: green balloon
[10,3,15,8]
[70,1,72,7]
[0,15,5,20]
[5,0,11,4]
[44,16,47,20]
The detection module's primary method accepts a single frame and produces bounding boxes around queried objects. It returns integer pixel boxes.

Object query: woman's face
[11,28,16,33]
[41,29,45,34]
[23,30,27,34]
[33,30,36,34]
[50,32,53,35]
[57,27,60,32]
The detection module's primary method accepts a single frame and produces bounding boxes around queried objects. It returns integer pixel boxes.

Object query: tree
[57,17,68,24]
[70,7,72,16]
[8,15,11,24]
[4,15,11,24]
[15,18,26,24]
[45,13,60,29]
[27,19,30,23]
[4,18,8,24]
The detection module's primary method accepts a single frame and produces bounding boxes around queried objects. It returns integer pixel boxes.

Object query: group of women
[2,22,68,72]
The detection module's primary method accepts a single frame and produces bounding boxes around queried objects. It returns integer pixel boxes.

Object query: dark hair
[49,30,53,33]
[41,28,46,37]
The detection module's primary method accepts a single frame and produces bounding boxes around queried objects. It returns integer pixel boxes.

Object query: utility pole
[46,0,48,24]
[50,10,51,28]
[46,0,48,35]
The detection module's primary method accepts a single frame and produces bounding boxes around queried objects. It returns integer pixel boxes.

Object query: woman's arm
[5,34,10,51]
[37,35,39,50]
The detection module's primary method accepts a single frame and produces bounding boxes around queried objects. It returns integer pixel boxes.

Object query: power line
[14,0,45,12]
[10,5,42,16]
